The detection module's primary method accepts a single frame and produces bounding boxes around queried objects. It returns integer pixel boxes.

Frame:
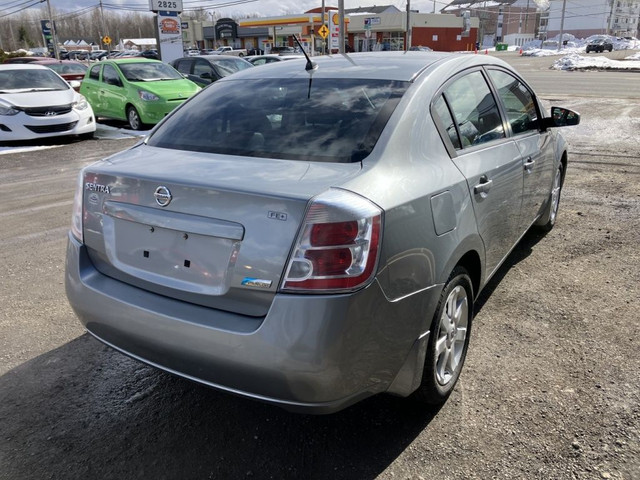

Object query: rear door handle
[524,157,535,171]
[474,175,493,195]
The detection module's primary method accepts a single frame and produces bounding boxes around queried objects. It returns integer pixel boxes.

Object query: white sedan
[0,64,95,142]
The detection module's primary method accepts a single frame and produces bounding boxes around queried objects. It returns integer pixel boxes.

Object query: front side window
[174,59,191,75]
[443,70,505,148]
[148,78,408,163]
[89,64,101,80]
[102,64,120,86]
[487,69,539,135]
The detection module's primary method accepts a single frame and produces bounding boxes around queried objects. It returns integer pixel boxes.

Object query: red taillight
[282,189,383,293]
[310,221,358,246]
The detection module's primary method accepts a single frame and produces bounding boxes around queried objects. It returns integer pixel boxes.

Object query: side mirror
[542,106,580,129]
[68,80,81,89]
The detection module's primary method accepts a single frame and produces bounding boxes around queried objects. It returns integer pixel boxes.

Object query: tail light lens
[282,189,382,293]
[70,170,84,242]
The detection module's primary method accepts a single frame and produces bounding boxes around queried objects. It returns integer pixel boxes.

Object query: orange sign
[159,18,179,34]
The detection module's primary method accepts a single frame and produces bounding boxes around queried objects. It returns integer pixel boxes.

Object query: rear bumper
[65,233,440,413]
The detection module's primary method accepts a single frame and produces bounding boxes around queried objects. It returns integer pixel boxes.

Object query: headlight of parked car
[72,95,90,111]
[138,90,160,101]
[0,103,19,116]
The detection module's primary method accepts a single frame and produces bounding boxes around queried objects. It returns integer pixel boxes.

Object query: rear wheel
[535,163,564,232]
[127,106,145,131]
[412,267,473,405]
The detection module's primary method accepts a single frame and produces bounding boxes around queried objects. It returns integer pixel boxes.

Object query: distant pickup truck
[212,46,247,57]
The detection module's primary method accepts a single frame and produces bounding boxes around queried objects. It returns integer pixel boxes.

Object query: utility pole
[321,0,326,54]
[99,0,110,53]
[46,0,59,59]
[557,0,566,52]
[338,0,344,53]
[406,0,412,50]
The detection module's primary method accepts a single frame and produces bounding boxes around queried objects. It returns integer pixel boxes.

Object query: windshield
[118,62,183,82]
[148,78,408,163]
[0,68,70,92]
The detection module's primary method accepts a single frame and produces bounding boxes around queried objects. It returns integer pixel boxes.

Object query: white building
[544,0,640,38]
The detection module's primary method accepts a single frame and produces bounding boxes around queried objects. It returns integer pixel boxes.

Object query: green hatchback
[80,58,200,130]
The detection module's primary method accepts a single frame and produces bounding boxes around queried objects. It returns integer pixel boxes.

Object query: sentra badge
[85,182,111,194]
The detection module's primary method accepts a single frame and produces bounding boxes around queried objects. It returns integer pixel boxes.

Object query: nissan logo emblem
[154,186,172,207]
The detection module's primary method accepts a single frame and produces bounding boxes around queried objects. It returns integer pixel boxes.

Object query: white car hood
[0,88,76,108]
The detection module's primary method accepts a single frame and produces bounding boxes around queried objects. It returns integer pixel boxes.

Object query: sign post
[149,0,184,63]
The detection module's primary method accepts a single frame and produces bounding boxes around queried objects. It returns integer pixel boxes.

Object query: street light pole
[46,0,59,59]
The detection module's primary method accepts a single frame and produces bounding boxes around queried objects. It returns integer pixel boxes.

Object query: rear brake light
[282,189,382,293]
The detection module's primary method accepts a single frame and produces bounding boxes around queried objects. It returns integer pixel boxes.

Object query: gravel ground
[0,96,638,479]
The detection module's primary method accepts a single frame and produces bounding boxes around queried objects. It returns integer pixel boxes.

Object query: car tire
[412,267,473,405]
[127,106,145,131]
[535,163,564,232]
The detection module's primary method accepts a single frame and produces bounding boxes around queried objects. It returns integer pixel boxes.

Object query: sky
[60,0,452,19]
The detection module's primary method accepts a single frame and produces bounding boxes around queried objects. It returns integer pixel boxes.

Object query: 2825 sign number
[150,0,183,11]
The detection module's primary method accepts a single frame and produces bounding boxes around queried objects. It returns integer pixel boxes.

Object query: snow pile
[522,34,640,57]
[551,53,640,71]
[626,51,640,60]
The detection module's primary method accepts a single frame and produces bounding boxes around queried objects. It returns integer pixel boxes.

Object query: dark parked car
[30,59,87,91]
[245,54,304,66]
[170,55,253,87]
[2,56,44,64]
[140,49,159,60]
[586,38,613,53]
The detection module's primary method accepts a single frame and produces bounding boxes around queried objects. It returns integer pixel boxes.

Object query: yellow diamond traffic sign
[317,25,329,39]
[102,35,112,45]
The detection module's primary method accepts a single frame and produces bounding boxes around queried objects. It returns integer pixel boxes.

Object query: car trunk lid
[81,145,361,316]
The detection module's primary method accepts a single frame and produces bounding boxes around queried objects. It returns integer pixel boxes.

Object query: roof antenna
[293,35,317,72]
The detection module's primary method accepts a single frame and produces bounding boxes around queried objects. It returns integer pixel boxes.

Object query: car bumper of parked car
[0,109,95,142]
[138,99,188,125]
[65,234,440,413]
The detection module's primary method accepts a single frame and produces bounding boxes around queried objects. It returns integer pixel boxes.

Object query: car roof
[106,58,161,64]
[220,51,510,82]
[0,63,51,71]
[30,59,85,66]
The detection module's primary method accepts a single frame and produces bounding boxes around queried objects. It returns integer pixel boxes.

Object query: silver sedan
[65,52,579,413]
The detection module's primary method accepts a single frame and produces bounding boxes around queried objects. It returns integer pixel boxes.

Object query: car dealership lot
[1,56,638,479]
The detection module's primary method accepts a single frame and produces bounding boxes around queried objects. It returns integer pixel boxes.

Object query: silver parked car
[65,52,579,413]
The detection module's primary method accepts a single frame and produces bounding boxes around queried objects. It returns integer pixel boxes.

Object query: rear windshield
[148,78,408,163]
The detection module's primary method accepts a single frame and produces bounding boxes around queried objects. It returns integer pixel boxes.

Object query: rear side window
[432,95,462,150]
[148,78,408,163]
[443,71,505,148]
[487,69,539,135]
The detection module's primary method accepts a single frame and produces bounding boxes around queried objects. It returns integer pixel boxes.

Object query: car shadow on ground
[1,335,443,479]
[475,228,548,315]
